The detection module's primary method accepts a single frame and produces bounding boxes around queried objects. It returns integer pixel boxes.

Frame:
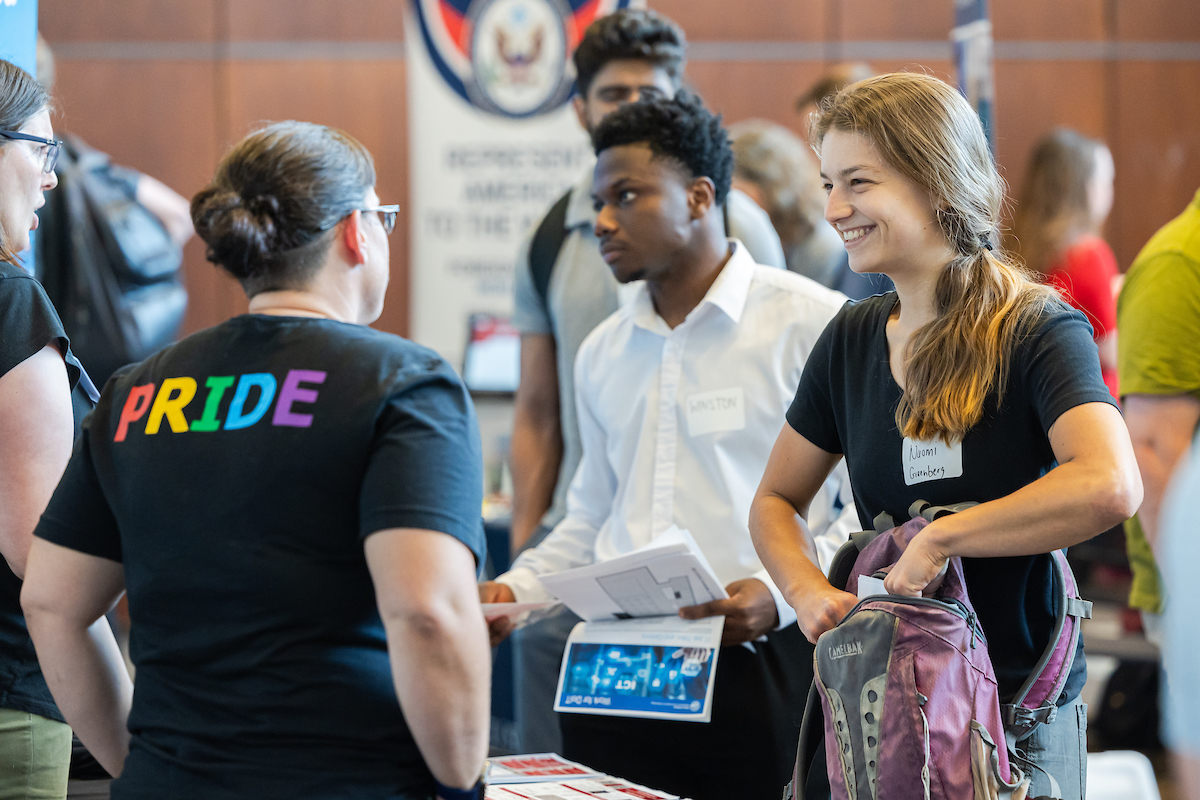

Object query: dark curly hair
[592,93,733,205]
[573,9,686,98]
[191,120,375,295]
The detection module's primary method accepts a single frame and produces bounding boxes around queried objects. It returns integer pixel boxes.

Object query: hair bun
[190,187,281,280]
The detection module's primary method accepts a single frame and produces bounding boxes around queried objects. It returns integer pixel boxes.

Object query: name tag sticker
[903,436,963,485]
[685,387,745,437]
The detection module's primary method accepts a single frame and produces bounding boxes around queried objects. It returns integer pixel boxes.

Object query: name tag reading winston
[903,436,963,485]
[685,387,745,437]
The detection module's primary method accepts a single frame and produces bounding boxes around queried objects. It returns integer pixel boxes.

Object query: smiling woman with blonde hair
[749,72,1141,799]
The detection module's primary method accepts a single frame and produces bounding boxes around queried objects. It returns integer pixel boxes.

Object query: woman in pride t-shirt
[20,122,490,800]
[748,74,1141,800]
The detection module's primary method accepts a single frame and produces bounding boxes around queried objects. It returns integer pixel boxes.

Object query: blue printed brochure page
[554,616,724,723]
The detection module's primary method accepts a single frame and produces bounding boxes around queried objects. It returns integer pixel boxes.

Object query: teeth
[843,228,870,242]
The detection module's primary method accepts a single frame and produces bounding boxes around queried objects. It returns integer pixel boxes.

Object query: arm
[135,174,194,247]
[508,333,563,553]
[749,423,856,643]
[0,345,74,578]
[885,401,1143,596]
[21,539,132,777]
[1122,393,1200,551]
[365,528,489,793]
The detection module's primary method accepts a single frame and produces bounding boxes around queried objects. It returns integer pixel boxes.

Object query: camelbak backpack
[785,501,1092,800]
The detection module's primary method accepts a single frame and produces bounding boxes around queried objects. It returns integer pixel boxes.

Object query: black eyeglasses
[362,205,399,236]
[0,130,63,174]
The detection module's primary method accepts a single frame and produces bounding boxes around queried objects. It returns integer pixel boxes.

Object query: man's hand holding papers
[677,577,779,645]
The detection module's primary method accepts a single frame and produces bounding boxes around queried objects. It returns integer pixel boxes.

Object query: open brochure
[486,776,680,799]
[553,615,724,723]
[488,753,603,785]
[535,527,727,622]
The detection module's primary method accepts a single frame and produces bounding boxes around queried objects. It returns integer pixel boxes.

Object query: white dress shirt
[498,242,859,628]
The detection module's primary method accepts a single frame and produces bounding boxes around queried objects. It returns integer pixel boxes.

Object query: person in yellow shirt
[1117,188,1200,637]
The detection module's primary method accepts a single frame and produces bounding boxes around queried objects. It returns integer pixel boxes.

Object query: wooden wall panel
[225,59,411,336]
[226,0,406,41]
[834,0,952,41]
[1112,61,1200,265]
[39,0,217,42]
[1115,0,1200,41]
[992,0,1106,41]
[648,0,826,41]
[686,61,826,136]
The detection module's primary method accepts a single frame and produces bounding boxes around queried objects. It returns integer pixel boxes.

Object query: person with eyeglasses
[19,120,492,800]
[0,58,112,800]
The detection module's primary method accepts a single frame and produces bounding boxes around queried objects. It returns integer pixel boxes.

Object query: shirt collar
[629,240,757,334]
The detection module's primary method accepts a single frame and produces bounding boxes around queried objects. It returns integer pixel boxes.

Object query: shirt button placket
[651,330,687,535]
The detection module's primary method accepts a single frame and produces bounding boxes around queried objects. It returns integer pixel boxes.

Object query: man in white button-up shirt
[482,95,857,800]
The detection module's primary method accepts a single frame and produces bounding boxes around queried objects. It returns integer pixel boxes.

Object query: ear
[687,176,718,221]
[340,210,369,266]
[572,94,590,133]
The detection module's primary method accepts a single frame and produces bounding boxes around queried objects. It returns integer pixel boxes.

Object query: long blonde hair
[812,73,1058,444]
[1011,128,1106,273]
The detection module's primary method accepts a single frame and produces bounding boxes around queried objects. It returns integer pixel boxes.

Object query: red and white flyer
[486,776,680,799]
[487,753,604,785]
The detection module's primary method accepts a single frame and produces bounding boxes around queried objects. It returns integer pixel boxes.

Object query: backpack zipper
[845,594,984,647]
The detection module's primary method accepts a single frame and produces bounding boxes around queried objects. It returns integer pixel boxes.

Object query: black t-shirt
[0,261,88,723]
[35,315,486,800]
[786,293,1114,702]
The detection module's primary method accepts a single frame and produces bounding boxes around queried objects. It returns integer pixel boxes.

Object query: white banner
[405,0,636,370]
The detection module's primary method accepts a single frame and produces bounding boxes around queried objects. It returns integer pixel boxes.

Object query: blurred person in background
[1116,186,1200,645]
[0,57,112,800]
[729,119,846,288]
[35,34,191,389]
[1013,128,1119,400]
[21,120,491,800]
[793,61,874,128]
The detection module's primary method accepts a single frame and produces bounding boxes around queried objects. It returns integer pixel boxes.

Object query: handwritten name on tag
[686,387,746,437]
[902,436,963,485]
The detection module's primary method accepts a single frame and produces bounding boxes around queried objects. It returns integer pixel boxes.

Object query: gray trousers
[512,605,581,754]
[1013,694,1088,800]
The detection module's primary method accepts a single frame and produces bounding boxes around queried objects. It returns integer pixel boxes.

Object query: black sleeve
[34,426,123,563]
[359,365,486,564]
[786,312,844,454]
[0,272,80,390]
[1023,304,1119,435]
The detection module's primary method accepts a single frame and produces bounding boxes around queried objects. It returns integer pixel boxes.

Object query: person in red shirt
[1014,128,1120,399]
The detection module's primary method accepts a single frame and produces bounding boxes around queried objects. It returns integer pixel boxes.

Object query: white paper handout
[553,615,724,723]
[487,753,603,785]
[536,526,727,622]
[857,575,887,600]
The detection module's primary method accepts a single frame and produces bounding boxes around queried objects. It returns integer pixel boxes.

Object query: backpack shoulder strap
[529,189,572,314]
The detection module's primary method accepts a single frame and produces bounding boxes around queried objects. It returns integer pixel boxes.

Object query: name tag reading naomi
[685,387,746,437]
[903,436,963,485]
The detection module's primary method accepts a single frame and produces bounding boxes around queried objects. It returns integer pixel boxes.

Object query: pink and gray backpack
[784,501,1092,800]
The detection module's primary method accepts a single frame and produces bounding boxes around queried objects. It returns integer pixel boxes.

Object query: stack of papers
[486,776,679,799]
[488,754,603,785]
[536,527,727,622]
